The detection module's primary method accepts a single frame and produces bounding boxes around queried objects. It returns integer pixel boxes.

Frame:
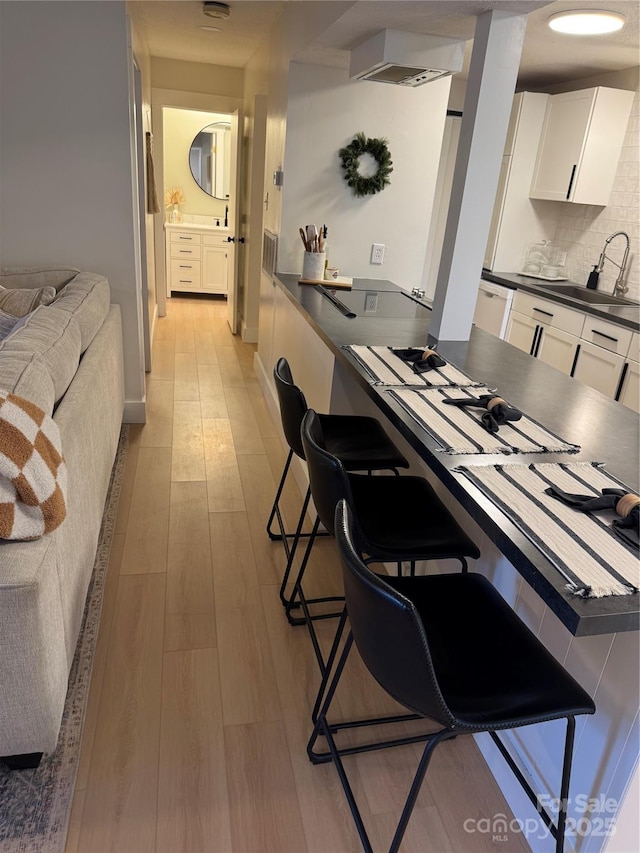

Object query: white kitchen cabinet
[537,326,581,376]
[505,310,538,354]
[573,341,626,397]
[620,332,640,412]
[165,225,229,295]
[529,87,634,206]
[506,291,584,375]
[618,358,640,413]
[484,92,559,272]
[569,317,631,399]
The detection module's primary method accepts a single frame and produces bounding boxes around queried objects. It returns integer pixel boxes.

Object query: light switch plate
[371,243,385,265]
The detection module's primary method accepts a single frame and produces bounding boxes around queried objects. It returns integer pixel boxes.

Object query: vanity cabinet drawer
[512,291,584,336]
[170,242,202,260]
[203,232,229,247]
[170,231,201,245]
[170,259,201,289]
[581,317,632,356]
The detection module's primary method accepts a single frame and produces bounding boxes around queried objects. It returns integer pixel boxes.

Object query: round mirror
[189,121,231,200]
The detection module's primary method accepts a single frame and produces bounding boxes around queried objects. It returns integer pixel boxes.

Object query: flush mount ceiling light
[548,10,625,35]
[203,2,230,20]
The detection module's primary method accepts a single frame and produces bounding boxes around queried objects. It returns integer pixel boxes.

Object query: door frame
[150,88,242,317]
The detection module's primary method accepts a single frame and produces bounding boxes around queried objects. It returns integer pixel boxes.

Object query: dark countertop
[274,272,639,636]
[483,271,640,332]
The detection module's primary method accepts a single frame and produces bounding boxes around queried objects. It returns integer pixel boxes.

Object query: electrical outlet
[371,243,385,265]
[364,292,378,313]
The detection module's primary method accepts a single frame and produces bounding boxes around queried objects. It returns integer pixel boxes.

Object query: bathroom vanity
[164,223,230,296]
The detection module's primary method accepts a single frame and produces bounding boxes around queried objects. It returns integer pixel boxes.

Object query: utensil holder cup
[302,252,326,282]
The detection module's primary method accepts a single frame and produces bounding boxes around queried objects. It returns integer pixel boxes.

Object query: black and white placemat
[386,386,580,455]
[457,462,639,598]
[345,345,480,387]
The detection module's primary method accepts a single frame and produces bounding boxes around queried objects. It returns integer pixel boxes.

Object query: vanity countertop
[164,222,229,233]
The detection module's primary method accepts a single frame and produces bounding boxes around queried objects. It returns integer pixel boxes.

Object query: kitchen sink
[534,283,637,306]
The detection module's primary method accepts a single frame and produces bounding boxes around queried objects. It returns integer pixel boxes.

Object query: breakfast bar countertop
[273,272,639,636]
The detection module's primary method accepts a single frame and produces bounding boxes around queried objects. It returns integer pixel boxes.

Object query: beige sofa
[0,269,124,766]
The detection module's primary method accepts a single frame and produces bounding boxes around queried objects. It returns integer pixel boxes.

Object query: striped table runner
[345,345,479,387]
[457,462,639,597]
[387,387,580,455]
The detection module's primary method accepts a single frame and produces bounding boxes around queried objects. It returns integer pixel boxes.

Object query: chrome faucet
[593,231,630,296]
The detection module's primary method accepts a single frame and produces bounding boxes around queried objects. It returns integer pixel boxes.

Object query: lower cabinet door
[203,246,228,294]
[572,341,625,398]
[537,326,579,375]
[505,311,537,354]
[618,359,640,413]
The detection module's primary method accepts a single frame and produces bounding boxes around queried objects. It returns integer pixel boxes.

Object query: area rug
[0,425,129,853]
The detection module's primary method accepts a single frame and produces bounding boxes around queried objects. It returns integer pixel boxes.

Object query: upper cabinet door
[529,87,634,206]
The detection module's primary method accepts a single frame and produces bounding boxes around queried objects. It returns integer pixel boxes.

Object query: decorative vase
[170,204,180,223]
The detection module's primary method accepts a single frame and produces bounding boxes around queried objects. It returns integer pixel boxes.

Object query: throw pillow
[0,390,67,540]
[0,308,23,341]
[0,285,56,316]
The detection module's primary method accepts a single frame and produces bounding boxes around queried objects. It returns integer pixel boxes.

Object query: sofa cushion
[53,273,110,353]
[0,306,82,407]
[0,285,56,316]
[0,268,80,291]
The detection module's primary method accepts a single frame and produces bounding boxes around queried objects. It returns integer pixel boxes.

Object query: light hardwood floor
[67,296,529,853]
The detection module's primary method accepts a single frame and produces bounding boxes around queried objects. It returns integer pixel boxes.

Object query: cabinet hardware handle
[179,264,192,268]
[532,307,553,318]
[179,236,192,240]
[238,237,245,244]
[484,292,495,298]
[179,279,193,283]
[179,250,192,254]
[531,324,542,357]
[566,164,577,200]
[226,236,236,243]
[615,362,629,401]
[592,329,618,343]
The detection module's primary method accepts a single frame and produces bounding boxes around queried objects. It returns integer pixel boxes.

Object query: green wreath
[339,132,393,197]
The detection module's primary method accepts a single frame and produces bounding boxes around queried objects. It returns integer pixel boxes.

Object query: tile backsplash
[553,87,639,302]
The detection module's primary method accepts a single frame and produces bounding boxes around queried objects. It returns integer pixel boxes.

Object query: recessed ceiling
[129,0,639,87]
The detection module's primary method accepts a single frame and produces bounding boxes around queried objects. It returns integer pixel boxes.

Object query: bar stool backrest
[335,500,457,728]
[301,410,357,538]
[274,357,308,459]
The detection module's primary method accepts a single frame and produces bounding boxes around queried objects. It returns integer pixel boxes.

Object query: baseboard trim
[241,321,258,343]
[123,399,146,424]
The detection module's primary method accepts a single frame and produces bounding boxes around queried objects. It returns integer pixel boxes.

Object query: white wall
[280,63,450,290]
[0,0,145,419]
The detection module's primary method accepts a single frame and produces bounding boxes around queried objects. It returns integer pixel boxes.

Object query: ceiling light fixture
[198,25,222,32]
[548,10,625,35]
[203,2,230,20]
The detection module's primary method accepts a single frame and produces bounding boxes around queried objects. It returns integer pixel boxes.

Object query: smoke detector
[350,30,465,87]
[203,2,230,20]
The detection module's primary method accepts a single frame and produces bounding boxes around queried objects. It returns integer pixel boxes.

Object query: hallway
[67,295,526,853]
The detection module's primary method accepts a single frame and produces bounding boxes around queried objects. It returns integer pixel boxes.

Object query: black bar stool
[267,357,409,615]
[296,408,480,685]
[308,500,596,853]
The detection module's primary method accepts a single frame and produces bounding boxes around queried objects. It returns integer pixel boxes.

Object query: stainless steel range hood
[349,30,465,87]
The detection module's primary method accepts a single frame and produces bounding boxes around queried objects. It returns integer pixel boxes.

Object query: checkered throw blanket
[0,391,67,540]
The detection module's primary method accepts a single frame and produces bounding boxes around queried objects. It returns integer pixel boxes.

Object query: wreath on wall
[339,132,393,197]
